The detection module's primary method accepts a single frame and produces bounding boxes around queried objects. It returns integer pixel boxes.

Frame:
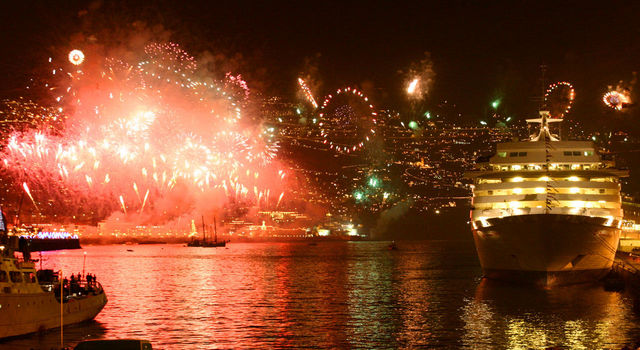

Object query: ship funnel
[526,111,561,141]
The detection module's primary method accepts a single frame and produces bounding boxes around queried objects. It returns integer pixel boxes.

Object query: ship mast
[201,215,206,242]
[214,216,217,243]
[527,111,562,213]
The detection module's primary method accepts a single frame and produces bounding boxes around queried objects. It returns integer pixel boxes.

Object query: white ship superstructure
[466,112,627,286]
[0,225,107,338]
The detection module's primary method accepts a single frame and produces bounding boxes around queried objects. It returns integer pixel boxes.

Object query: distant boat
[187,216,228,248]
[388,241,398,250]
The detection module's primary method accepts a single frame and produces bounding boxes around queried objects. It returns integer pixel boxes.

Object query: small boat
[388,241,398,250]
[187,216,228,248]
[74,339,153,349]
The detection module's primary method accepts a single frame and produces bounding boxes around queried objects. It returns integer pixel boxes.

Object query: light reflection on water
[1,240,639,349]
[462,279,640,349]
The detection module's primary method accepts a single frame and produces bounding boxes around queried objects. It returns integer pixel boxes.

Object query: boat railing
[47,279,105,302]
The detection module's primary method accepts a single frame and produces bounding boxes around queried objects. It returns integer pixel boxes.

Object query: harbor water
[2,239,640,349]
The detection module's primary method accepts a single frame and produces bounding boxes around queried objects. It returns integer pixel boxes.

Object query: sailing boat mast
[201,215,206,242]
[213,216,218,243]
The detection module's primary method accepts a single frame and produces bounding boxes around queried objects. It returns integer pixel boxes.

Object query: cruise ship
[465,111,628,286]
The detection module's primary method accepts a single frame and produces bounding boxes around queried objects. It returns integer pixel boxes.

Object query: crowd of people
[61,272,99,297]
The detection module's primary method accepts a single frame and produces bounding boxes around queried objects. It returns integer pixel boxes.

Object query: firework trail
[1,43,287,225]
[298,78,318,109]
[22,182,40,213]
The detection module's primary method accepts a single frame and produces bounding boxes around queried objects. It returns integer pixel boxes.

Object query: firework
[544,81,575,118]
[0,42,287,224]
[318,87,377,153]
[407,78,419,95]
[68,49,85,66]
[225,73,250,101]
[297,78,318,109]
[403,53,435,101]
[603,90,631,111]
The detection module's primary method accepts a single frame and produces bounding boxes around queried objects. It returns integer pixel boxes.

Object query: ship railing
[47,279,105,302]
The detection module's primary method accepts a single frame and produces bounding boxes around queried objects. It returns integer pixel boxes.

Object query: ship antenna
[539,64,548,110]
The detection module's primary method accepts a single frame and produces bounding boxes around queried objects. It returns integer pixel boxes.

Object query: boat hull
[471,214,620,287]
[0,291,107,339]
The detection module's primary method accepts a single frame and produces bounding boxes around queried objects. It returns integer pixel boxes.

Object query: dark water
[2,240,640,349]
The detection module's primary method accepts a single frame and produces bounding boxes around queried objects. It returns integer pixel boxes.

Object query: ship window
[488,190,494,195]
[23,272,35,283]
[564,151,572,156]
[518,152,527,156]
[599,189,605,194]
[9,271,22,283]
[573,151,581,156]
[0,271,6,282]
[584,151,594,156]
[497,152,507,157]
[480,179,501,184]
[509,152,518,157]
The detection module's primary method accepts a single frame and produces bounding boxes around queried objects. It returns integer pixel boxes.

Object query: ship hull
[0,291,107,339]
[472,214,620,287]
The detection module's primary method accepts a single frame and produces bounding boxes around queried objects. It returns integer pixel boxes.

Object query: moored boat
[465,112,628,286]
[187,216,228,247]
[0,218,107,338]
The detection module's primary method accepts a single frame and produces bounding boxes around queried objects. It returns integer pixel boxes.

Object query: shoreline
[78,235,373,245]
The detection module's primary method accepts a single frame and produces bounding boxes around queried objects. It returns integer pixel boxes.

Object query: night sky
[1,1,640,126]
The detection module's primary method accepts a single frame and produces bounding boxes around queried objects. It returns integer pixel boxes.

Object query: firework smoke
[1,42,288,227]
